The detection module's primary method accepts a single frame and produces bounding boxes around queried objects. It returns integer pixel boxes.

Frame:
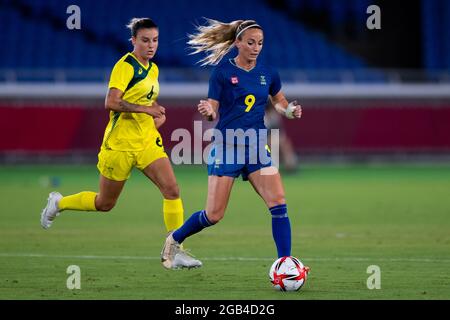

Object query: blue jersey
[208,58,282,144]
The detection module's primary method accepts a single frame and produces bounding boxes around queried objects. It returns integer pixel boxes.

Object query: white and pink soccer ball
[269,256,310,291]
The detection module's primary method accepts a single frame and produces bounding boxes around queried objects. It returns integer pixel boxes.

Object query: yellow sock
[58,191,97,211]
[163,198,184,232]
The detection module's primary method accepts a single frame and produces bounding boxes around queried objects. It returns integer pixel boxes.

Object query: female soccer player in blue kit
[161,19,304,269]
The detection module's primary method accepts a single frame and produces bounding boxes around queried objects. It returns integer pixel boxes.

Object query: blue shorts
[207,143,272,181]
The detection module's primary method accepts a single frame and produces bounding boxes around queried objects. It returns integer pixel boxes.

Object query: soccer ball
[269,256,309,291]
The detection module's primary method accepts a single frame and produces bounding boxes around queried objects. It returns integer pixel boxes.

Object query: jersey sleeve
[108,60,134,92]
[207,67,223,101]
[269,68,282,97]
[154,63,159,77]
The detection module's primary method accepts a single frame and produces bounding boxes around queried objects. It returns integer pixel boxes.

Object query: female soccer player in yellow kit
[40,18,201,269]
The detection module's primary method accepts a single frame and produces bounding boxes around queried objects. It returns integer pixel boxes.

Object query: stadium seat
[0,0,404,82]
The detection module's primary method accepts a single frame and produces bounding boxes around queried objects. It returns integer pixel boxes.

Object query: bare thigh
[142,157,180,199]
[247,169,286,208]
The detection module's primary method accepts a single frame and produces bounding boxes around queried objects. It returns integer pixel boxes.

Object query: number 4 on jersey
[147,85,154,100]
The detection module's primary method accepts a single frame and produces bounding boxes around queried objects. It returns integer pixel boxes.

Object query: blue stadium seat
[0,0,395,82]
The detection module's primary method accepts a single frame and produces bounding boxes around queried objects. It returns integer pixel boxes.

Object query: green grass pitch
[0,164,449,299]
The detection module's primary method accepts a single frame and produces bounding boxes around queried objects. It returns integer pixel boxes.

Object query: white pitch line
[1,253,450,263]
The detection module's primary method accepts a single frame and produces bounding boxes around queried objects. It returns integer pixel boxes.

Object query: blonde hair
[187,18,261,66]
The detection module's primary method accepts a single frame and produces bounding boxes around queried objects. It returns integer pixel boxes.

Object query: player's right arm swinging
[198,99,219,121]
[105,88,165,118]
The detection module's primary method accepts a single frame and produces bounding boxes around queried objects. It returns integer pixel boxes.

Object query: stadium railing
[1,68,450,164]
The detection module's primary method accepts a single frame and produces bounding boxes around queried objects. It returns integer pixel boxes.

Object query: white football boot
[173,249,203,269]
[40,191,62,229]
[161,232,202,269]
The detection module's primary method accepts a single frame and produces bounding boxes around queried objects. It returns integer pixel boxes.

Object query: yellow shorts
[97,134,168,181]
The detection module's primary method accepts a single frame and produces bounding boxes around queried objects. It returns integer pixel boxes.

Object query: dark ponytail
[127,18,158,38]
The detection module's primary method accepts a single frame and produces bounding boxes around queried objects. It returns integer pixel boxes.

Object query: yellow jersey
[102,52,160,151]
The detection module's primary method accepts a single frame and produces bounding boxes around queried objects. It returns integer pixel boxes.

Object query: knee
[266,193,286,208]
[161,183,180,199]
[205,208,225,224]
[95,199,116,212]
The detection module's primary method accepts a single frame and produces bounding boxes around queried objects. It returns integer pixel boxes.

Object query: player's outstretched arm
[198,99,219,121]
[270,91,302,119]
[105,88,165,118]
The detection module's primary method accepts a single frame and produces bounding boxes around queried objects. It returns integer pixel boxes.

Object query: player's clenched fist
[285,100,302,119]
[198,100,215,117]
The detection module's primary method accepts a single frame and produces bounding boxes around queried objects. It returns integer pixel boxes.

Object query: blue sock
[270,204,291,257]
[172,210,214,244]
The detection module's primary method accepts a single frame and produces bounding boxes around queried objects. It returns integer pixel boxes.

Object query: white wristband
[285,101,296,119]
